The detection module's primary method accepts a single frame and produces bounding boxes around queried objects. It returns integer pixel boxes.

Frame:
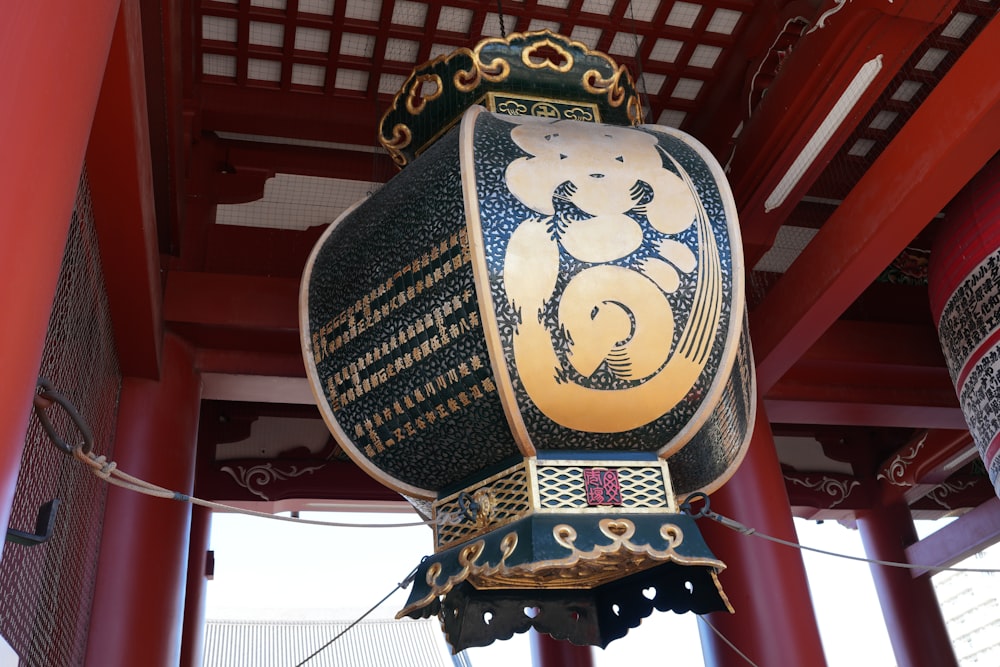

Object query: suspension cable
[294,565,419,667]
[680,492,1000,575]
[31,378,1000,571]
[697,616,760,667]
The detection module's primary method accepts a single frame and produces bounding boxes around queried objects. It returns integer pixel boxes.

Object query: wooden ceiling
[92,0,1000,531]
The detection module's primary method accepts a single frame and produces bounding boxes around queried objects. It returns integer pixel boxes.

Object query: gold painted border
[405,73,444,115]
[459,105,538,457]
[410,93,489,162]
[379,46,478,165]
[519,37,575,72]
[527,457,542,511]
[469,29,626,91]
[534,458,671,469]
[473,519,727,590]
[299,200,437,500]
[660,458,678,513]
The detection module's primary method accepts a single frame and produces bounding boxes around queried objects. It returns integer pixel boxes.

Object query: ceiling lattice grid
[195,0,754,136]
[807,0,999,205]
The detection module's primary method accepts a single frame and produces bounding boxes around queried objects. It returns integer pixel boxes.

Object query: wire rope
[293,566,418,667]
[697,616,760,667]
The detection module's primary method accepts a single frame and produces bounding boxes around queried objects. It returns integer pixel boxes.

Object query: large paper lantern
[300,31,756,650]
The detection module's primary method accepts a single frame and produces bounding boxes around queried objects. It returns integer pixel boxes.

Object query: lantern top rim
[377,29,644,167]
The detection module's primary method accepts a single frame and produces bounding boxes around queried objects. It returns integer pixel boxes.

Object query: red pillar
[85,334,202,667]
[531,631,594,667]
[697,399,828,667]
[0,0,119,561]
[857,499,958,667]
[180,505,213,667]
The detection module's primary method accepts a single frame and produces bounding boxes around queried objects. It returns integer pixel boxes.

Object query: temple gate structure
[1,0,999,665]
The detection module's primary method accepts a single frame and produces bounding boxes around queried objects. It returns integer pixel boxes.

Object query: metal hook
[680,491,711,519]
[33,377,93,455]
[5,499,60,547]
[456,491,480,524]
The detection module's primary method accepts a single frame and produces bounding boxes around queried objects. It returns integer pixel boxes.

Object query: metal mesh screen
[0,171,122,666]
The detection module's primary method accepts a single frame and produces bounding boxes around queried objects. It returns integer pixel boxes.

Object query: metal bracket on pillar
[5,498,60,547]
[34,377,94,456]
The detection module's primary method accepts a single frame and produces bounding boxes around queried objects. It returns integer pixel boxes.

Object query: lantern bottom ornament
[399,514,730,650]
[395,457,731,650]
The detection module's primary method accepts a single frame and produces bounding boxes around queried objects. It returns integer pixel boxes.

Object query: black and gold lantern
[300,31,756,650]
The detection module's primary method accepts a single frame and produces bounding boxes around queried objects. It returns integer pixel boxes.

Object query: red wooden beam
[201,224,327,278]
[168,323,301,358]
[195,457,400,503]
[200,85,385,145]
[87,0,163,379]
[751,14,1000,393]
[767,361,959,416]
[164,271,299,331]
[200,373,314,404]
[729,0,958,266]
[877,429,976,505]
[682,0,786,158]
[908,477,996,515]
[784,471,873,512]
[800,320,946,368]
[224,140,395,182]
[181,134,275,206]
[164,271,302,357]
[195,345,310,405]
[140,0,187,254]
[781,445,984,518]
[192,401,397,503]
[905,497,1000,577]
[764,399,966,430]
[774,323,956,405]
[195,348,305,378]
[764,320,965,428]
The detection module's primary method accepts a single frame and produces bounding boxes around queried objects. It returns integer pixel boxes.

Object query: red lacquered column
[532,631,595,667]
[180,505,213,667]
[0,0,119,561]
[857,500,958,667]
[697,399,828,667]
[85,334,202,667]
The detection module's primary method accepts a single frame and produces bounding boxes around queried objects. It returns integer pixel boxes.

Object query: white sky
[203,508,942,666]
